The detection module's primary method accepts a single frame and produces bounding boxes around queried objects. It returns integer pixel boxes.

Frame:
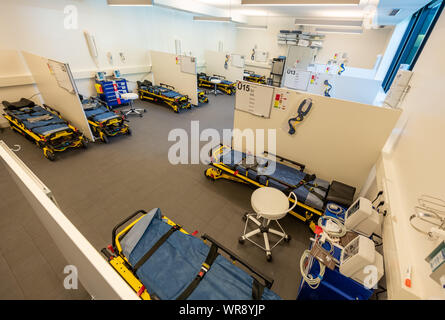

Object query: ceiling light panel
[193,16,233,22]
[241,0,360,5]
[295,18,362,27]
[107,0,152,5]
[316,27,363,34]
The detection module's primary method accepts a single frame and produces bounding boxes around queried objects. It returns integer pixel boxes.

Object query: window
[382,0,444,92]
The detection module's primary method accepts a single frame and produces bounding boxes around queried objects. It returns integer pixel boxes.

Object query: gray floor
[0,94,311,300]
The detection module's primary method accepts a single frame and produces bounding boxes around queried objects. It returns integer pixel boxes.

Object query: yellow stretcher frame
[102,209,275,300]
[138,88,191,113]
[3,107,87,161]
[198,90,209,104]
[87,114,130,143]
[197,76,236,96]
[205,145,321,232]
[102,211,190,300]
[243,74,267,85]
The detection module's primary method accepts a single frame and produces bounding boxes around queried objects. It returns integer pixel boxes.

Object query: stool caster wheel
[284,235,291,242]
[266,252,272,262]
[242,213,249,221]
[238,237,245,245]
[143,109,147,113]
[139,114,143,118]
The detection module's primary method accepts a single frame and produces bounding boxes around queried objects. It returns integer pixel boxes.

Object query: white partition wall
[233,87,402,193]
[0,141,139,300]
[21,51,94,140]
[204,50,244,82]
[150,50,198,106]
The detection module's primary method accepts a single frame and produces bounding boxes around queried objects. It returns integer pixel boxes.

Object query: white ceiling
[190,0,430,25]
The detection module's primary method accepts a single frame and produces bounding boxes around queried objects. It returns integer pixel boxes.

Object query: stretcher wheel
[238,237,245,244]
[284,235,291,242]
[126,128,132,136]
[242,213,248,221]
[101,135,109,144]
[266,253,272,262]
[45,150,56,161]
[204,170,215,181]
[81,139,88,149]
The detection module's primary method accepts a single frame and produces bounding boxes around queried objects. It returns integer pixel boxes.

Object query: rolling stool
[121,92,146,117]
[239,187,297,261]
[209,78,222,96]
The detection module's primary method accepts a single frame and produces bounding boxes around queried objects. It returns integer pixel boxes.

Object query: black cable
[376,201,385,209]
[27,92,41,100]
[372,191,383,204]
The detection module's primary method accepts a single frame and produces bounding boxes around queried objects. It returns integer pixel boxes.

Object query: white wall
[150,50,198,106]
[204,50,245,82]
[0,0,237,125]
[235,16,394,70]
[233,85,401,193]
[376,10,445,299]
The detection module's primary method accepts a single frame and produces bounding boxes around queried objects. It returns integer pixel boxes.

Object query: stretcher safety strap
[133,224,181,273]
[176,243,220,300]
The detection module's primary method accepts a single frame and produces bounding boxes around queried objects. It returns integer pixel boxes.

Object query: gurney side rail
[263,150,305,172]
[43,104,61,117]
[112,209,148,252]
[201,233,274,289]
[159,83,175,90]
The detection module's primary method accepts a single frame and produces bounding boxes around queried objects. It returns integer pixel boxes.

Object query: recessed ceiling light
[107,0,152,6]
[316,27,363,34]
[295,18,362,27]
[193,16,233,22]
[236,24,268,30]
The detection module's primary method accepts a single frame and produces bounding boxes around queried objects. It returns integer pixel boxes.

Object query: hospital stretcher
[101,208,281,300]
[197,73,236,95]
[2,98,87,161]
[80,96,131,143]
[243,71,267,84]
[137,80,191,113]
[198,89,209,104]
[205,145,356,231]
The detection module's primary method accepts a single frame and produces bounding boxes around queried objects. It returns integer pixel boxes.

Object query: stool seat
[251,187,291,220]
[121,92,138,100]
[210,78,222,84]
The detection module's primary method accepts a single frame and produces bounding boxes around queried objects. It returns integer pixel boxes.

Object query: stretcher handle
[159,83,175,90]
[111,209,148,252]
[43,104,61,117]
[212,74,226,79]
[201,234,274,289]
[208,143,224,157]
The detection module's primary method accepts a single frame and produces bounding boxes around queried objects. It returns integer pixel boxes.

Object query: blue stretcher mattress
[160,89,182,99]
[84,105,119,123]
[218,149,329,211]
[219,79,233,85]
[120,208,281,300]
[9,106,70,136]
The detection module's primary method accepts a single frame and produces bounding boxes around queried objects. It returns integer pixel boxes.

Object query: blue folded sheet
[32,123,70,136]
[121,208,281,300]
